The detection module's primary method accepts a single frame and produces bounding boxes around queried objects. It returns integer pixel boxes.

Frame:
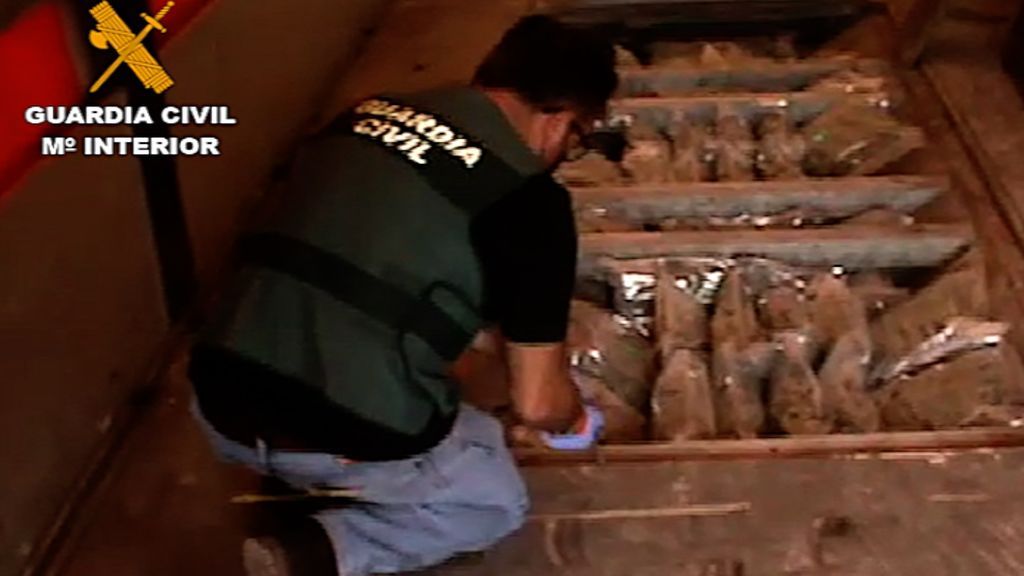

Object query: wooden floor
[43,1,1024,575]
[44,363,1024,576]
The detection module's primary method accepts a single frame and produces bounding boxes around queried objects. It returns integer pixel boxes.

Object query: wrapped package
[710,266,776,438]
[711,267,762,350]
[713,114,757,181]
[698,42,757,68]
[555,150,623,187]
[756,112,806,180]
[759,285,812,333]
[615,44,640,67]
[655,263,709,357]
[608,257,730,337]
[802,101,923,177]
[817,329,881,433]
[607,264,658,338]
[809,272,869,352]
[651,350,717,441]
[872,317,1008,385]
[567,301,656,441]
[769,332,831,435]
[713,341,774,438]
[874,344,1013,430]
[622,120,673,183]
[670,115,712,182]
[869,268,989,362]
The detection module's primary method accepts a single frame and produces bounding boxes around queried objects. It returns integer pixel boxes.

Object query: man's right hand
[540,403,604,451]
[505,341,583,432]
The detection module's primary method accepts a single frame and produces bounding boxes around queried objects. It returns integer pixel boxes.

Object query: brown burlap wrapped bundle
[567,301,656,442]
[757,112,806,180]
[622,120,674,184]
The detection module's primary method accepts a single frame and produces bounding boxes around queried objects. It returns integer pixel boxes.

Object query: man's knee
[485,490,530,543]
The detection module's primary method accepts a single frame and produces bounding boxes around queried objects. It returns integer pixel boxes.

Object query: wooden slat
[515,428,1024,466]
[610,91,892,124]
[571,175,947,221]
[617,58,887,95]
[578,224,972,273]
[542,0,868,25]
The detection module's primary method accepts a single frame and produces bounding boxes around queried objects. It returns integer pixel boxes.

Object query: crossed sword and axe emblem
[88,1,176,94]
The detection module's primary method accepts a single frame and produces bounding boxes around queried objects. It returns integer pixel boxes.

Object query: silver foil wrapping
[873,317,1009,387]
[604,257,811,338]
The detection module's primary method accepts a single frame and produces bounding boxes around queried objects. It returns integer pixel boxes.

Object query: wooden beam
[541,0,868,26]
[578,224,973,273]
[617,58,887,96]
[571,175,947,221]
[610,91,892,124]
[898,0,951,66]
[514,428,1024,465]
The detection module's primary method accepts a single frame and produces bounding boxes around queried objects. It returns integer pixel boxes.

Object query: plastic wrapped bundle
[817,329,880,433]
[809,271,869,351]
[622,120,673,183]
[607,257,730,338]
[555,150,623,187]
[802,101,923,176]
[713,114,757,181]
[757,112,806,180]
[713,341,773,438]
[567,301,656,442]
[873,317,1008,385]
[711,267,763,350]
[655,262,710,357]
[652,350,717,441]
[769,332,831,435]
[615,44,640,67]
[670,115,712,182]
[875,345,1012,431]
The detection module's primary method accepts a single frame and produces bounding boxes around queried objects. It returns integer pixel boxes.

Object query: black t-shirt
[470,175,578,344]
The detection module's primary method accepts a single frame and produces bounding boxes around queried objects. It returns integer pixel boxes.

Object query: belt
[211,414,332,454]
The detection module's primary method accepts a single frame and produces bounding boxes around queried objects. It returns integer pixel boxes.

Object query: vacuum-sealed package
[567,301,656,441]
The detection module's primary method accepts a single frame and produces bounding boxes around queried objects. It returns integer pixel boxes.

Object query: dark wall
[0,2,392,574]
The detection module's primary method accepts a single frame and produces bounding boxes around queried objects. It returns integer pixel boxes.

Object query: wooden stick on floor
[529,502,752,522]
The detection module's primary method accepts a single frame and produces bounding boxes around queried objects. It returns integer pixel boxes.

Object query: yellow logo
[88,1,175,94]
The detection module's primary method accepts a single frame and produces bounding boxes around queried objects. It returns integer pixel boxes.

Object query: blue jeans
[193,404,529,575]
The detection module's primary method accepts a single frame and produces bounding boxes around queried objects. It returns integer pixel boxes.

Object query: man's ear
[543,111,575,143]
[536,111,575,166]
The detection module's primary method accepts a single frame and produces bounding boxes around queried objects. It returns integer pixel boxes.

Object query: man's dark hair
[473,15,618,119]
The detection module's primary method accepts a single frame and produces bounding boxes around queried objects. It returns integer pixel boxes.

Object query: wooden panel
[578,224,973,274]
[0,124,167,576]
[923,18,1024,272]
[571,175,947,221]
[53,365,1024,576]
[541,0,868,25]
[427,449,1024,575]
[167,0,393,295]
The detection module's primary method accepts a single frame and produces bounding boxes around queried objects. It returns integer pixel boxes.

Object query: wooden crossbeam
[617,58,887,95]
[578,224,973,274]
[571,175,947,221]
[610,91,891,125]
[515,428,1024,466]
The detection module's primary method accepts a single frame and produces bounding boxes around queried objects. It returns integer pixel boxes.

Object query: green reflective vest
[195,87,545,453]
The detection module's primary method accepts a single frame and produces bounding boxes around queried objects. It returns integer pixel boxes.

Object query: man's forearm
[506,342,583,432]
